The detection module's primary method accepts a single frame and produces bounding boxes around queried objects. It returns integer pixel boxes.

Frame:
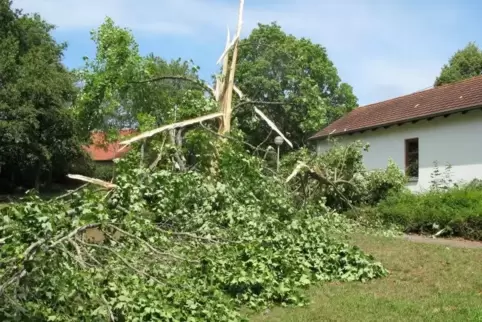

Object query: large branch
[55,183,89,200]
[120,112,223,146]
[67,175,117,189]
[169,129,186,171]
[149,136,167,170]
[285,162,355,209]
[0,238,46,294]
[231,99,294,148]
[219,0,245,134]
[254,107,293,148]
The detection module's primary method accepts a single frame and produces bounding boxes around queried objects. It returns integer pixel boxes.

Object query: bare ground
[402,234,482,249]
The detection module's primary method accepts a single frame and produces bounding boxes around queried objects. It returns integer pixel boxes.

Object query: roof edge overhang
[309,104,482,141]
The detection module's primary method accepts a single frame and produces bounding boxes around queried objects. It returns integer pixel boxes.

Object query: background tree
[233,23,357,148]
[435,42,482,86]
[0,0,79,192]
[74,18,219,174]
[75,18,212,142]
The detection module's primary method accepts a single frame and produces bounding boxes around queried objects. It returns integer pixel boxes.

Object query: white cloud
[12,0,466,104]
[13,0,197,34]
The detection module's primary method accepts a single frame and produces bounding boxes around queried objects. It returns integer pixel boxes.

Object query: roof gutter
[308,104,482,141]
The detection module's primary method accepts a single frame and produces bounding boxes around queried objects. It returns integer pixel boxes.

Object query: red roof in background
[310,75,482,140]
[82,129,137,161]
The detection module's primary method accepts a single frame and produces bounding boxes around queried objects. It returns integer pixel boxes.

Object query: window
[405,138,419,179]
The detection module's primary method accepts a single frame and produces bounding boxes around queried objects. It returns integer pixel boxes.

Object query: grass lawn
[254,234,482,322]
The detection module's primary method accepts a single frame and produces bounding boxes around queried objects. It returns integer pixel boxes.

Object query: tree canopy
[0,0,79,192]
[233,23,357,148]
[435,42,482,86]
[74,18,213,142]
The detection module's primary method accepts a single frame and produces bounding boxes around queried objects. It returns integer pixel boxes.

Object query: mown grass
[253,234,482,322]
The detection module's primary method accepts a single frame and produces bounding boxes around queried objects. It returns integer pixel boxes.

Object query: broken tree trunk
[218,0,245,135]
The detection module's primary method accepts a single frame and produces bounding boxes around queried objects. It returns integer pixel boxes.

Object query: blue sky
[12,0,482,105]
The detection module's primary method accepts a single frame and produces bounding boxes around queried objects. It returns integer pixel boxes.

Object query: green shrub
[361,160,407,205]
[281,141,406,211]
[376,185,482,240]
[67,150,96,177]
[92,162,115,181]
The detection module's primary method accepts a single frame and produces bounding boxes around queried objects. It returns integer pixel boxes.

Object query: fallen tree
[0,141,387,321]
[0,2,390,320]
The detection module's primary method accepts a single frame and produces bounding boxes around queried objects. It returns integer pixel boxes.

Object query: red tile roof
[82,129,136,161]
[310,75,482,140]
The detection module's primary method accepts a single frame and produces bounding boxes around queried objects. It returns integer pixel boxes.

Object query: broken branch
[55,183,89,200]
[67,175,117,189]
[285,162,355,210]
[216,35,240,65]
[149,136,167,170]
[254,107,293,148]
[120,112,223,146]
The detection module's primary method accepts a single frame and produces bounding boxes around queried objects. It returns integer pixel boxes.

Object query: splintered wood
[67,174,118,189]
[116,0,292,152]
[119,112,223,146]
[254,107,293,148]
[217,0,245,135]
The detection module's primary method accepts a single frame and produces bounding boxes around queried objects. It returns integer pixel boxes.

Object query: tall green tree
[435,42,482,86]
[0,0,78,192]
[75,18,212,141]
[233,23,357,148]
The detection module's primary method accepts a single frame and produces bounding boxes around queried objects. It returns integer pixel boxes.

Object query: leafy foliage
[281,141,406,211]
[435,42,482,86]
[74,18,211,140]
[373,183,482,241]
[354,163,482,241]
[234,23,357,148]
[0,0,80,192]
[0,140,386,321]
[92,162,115,181]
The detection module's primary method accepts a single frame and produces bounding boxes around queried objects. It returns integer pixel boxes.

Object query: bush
[375,185,482,240]
[361,160,407,205]
[92,162,115,181]
[281,141,406,211]
[68,151,96,177]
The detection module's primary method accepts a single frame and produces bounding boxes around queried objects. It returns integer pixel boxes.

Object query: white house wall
[316,110,482,192]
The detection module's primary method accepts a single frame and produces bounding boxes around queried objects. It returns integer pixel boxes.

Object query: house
[82,129,136,163]
[310,75,482,192]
